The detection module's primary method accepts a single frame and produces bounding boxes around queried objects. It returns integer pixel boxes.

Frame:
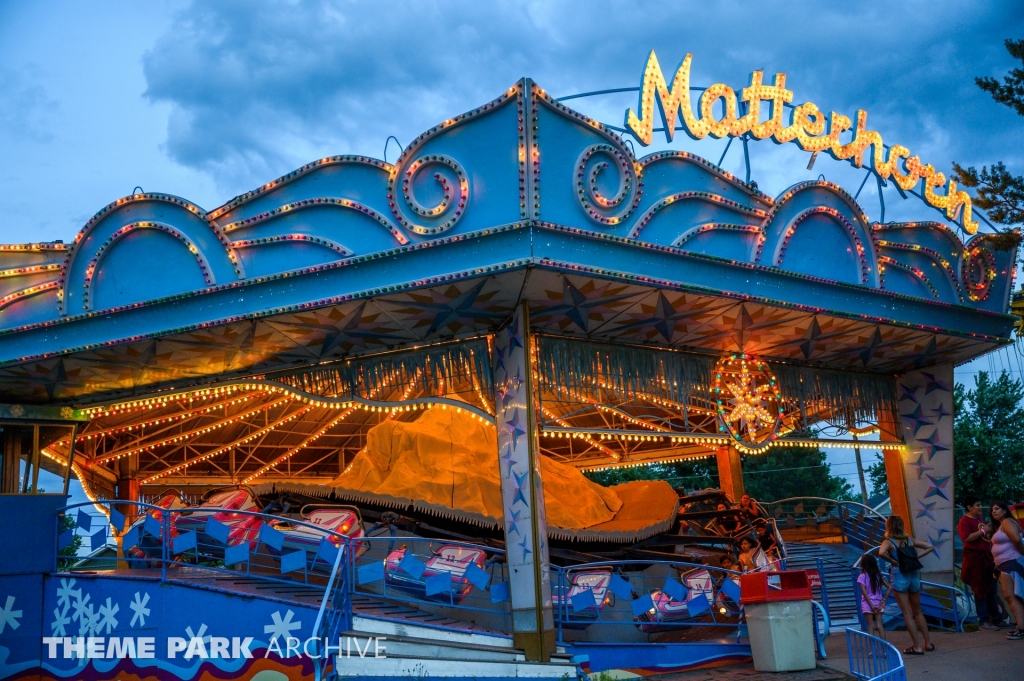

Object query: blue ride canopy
[0,78,1013,405]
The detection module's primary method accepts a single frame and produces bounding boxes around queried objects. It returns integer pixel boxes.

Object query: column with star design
[891,364,954,581]
[491,303,555,661]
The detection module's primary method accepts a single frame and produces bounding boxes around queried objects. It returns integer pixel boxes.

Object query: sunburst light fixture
[713,354,782,449]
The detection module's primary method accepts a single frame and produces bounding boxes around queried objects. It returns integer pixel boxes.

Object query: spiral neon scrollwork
[574,144,642,226]
[387,154,469,235]
[961,243,996,302]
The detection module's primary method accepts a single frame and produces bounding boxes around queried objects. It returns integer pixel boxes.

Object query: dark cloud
[143,0,1024,201]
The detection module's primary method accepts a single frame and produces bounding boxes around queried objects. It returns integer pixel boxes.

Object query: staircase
[784,541,862,628]
[334,614,577,680]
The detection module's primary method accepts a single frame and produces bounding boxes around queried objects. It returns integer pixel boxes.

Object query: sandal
[925,644,935,652]
[903,647,924,655]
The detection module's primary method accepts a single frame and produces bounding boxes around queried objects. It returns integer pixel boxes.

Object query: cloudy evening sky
[2,0,1024,496]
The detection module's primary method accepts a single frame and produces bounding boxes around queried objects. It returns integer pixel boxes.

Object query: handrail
[767,497,887,519]
[811,600,830,659]
[312,539,348,681]
[846,628,906,681]
[852,547,971,632]
[553,559,745,644]
[59,499,353,545]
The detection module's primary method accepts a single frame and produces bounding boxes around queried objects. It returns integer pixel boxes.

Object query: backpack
[895,538,924,573]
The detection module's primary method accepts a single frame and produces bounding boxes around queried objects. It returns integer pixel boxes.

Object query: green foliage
[57,514,82,570]
[975,39,1024,116]
[741,444,856,503]
[585,458,716,491]
[866,454,888,499]
[586,441,857,503]
[952,38,1024,239]
[952,162,1024,229]
[954,371,1024,503]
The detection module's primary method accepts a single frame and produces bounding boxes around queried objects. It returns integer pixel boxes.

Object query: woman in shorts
[878,516,934,655]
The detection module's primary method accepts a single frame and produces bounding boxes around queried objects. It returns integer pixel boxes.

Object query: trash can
[740,570,816,672]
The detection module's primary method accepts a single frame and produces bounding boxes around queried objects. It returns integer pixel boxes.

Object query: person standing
[878,515,935,655]
[990,501,1024,641]
[957,495,1006,630]
[857,554,892,640]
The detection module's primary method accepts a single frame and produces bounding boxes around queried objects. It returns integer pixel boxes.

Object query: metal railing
[349,534,512,631]
[853,547,973,632]
[551,559,746,643]
[846,628,906,681]
[57,501,517,640]
[57,499,356,631]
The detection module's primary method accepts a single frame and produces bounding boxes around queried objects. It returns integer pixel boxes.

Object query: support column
[716,444,744,503]
[890,364,954,583]
[492,304,555,661]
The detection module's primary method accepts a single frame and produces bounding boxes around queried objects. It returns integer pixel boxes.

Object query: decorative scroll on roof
[0,79,1013,402]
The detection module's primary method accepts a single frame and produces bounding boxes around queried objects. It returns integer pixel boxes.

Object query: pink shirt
[991,522,1023,566]
[857,572,886,611]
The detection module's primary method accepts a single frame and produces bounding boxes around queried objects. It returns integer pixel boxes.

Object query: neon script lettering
[625,51,978,234]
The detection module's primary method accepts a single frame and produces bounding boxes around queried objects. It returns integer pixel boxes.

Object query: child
[737,536,758,572]
[857,554,891,639]
[720,554,737,572]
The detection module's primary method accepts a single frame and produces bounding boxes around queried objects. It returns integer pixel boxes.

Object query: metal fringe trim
[773,364,898,423]
[538,336,715,405]
[273,338,492,400]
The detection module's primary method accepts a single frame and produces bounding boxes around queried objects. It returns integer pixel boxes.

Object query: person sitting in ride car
[737,536,758,572]
[714,501,742,535]
[739,494,763,522]
[755,521,778,557]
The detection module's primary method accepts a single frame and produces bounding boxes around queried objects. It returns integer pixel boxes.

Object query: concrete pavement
[823,628,1023,681]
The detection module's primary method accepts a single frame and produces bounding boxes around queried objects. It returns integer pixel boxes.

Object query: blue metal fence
[846,628,906,681]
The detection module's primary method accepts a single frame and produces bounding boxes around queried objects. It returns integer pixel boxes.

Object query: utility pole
[853,433,869,506]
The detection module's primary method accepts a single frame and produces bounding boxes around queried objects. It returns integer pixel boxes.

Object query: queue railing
[763,497,887,548]
[853,548,973,632]
[846,628,906,681]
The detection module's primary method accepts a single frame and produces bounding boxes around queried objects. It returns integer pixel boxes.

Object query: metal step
[330,653,575,680]
[356,634,528,662]
[351,614,514,649]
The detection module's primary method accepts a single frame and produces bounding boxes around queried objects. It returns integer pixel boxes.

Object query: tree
[952,38,1024,249]
[586,458,717,492]
[954,371,1024,503]
[740,444,856,503]
[866,455,888,500]
[57,514,82,570]
[586,439,856,504]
